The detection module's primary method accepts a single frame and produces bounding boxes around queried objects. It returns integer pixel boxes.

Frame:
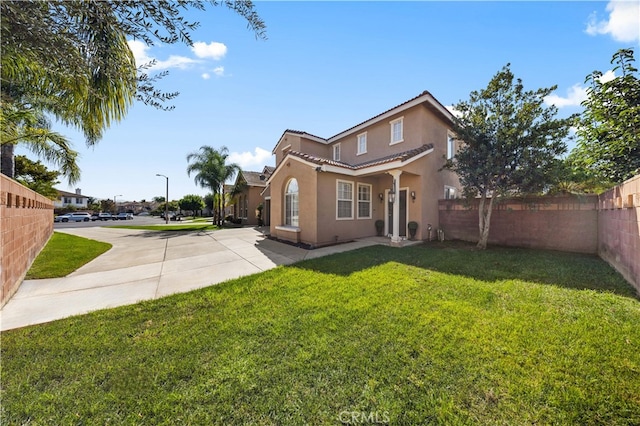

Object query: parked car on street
[68,212,92,222]
[91,212,113,221]
[54,214,72,222]
[56,212,91,222]
[116,212,133,220]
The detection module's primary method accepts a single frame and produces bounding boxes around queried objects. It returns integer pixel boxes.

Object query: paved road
[53,215,179,229]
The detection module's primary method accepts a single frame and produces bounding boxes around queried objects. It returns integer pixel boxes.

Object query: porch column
[389,169,402,246]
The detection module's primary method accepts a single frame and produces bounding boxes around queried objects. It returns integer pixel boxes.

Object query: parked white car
[55,212,91,222]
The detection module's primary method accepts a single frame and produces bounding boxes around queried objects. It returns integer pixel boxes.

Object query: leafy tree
[86,197,101,212]
[573,48,640,184]
[1,1,265,180]
[179,194,205,216]
[204,193,215,214]
[153,196,166,203]
[443,64,575,249]
[101,199,116,214]
[186,146,240,225]
[13,155,60,199]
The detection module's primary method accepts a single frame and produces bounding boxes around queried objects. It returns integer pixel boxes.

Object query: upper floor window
[447,134,455,159]
[64,197,72,204]
[76,197,82,204]
[390,117,403,144]
[336,180,353,219]
[357,132,367,155]
[333,143,341,161]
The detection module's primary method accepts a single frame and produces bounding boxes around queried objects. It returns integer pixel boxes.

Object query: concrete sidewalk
[0,227,380,331]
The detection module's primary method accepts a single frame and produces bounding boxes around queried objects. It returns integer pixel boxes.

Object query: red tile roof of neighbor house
[287,143,434,171]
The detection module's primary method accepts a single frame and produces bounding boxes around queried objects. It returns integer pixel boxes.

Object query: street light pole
[156,174,169,224]
[113,194,122,214]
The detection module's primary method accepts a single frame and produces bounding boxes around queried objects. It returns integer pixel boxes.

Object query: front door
[387,189,407,237]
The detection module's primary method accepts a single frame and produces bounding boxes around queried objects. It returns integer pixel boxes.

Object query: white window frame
[390,117,404,145]
[357,132,367,155]
[336,180,354,220]
[333,143,341,161]
[447,133,455,160]
[285,179,299,226]
[357,183,372,219]
[444,185,457,200]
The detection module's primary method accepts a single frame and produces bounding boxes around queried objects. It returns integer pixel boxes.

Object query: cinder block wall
[1,175,54,307]
[439,195,599,253]
[598,175,640,294]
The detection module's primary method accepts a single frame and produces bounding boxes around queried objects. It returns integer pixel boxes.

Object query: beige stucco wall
[269,159,319,245]
[274,134,330,166]
[330,105,450,165]
[234,185,266,226]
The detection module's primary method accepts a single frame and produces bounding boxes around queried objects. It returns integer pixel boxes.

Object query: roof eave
[327,92,454,143]
[320,146,434,176]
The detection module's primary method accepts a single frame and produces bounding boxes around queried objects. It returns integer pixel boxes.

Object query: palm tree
[1,1,136,181]
[1,100,80,184]
[2,1,265,183]
[186,146,240,226]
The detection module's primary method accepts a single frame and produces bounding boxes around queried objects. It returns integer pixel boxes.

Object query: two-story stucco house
[53,188,91,209]
[265,91,461,248]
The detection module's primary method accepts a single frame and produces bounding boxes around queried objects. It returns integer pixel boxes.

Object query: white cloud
[154,55,199,70]
[128,39,226,72]
[599,69,617,83]
[213,66,225,77]
[202,73,211,80]
[228,147,273,170]
[586,1,640,43]
[128,39,153,67]
[544,84,588,108]
[191,41,227,60]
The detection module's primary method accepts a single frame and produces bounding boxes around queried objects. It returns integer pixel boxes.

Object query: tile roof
[284,129,327,140]
[241,171,269,187]
[287,143,434,171]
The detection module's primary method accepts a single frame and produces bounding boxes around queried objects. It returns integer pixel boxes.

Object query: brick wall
[598,175,640,294]
[439,195,599,254]
[1,175,54,307]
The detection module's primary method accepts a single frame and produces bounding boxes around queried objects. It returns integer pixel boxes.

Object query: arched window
[285,178,299,226]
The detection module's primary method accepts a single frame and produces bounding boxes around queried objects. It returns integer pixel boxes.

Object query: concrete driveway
[1,226,380,331]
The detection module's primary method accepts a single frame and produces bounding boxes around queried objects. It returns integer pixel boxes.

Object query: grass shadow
[293,241,639,299]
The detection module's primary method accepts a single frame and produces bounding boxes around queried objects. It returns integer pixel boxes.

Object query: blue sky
[23,1,640,202]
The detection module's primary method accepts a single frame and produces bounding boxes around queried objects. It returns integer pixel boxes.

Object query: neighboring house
[232,167,274,226]
[53,188,90,210]
[118,200,158,214]
[265,91,461,247]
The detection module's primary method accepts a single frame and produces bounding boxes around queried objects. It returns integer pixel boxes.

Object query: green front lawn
[3,244,639,424]
[25,232,112,279]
